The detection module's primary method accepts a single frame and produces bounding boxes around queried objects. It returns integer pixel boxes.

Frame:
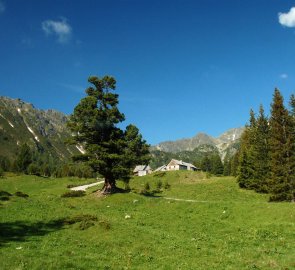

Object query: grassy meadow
[0,171,294,269]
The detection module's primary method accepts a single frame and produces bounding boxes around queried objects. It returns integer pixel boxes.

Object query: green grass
[0,172,294,270]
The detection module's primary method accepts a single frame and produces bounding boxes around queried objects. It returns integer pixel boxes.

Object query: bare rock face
[153,127,244,160]
[0,96,79,160]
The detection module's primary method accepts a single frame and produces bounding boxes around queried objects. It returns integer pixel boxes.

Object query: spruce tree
[252,105,270,193]
[200,155,211,172]
[223,158,231,176]
[68,75,150,194]
[269,89,295,201]
[237,110,256,188]
[15,143,32,174]
[211,154,224,175]
[230,151,240,176]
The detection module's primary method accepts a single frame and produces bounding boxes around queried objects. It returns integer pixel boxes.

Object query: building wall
[138,170,146,176]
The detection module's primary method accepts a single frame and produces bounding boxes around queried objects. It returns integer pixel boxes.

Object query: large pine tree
[68,75,150,194]
[269,89,295,201]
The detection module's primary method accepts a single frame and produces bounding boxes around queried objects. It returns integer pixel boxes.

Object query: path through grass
[0,172,294,269]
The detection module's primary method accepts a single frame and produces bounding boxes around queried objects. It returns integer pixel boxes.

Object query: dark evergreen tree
[15,143,32,174]
[230,151,240,176]
[252,105,270,193]
[200,155,211,172]
[269,89,295,201]
[223,158,231,176]
[68,75,150,194]
[290,94,295,116]
[0,156,11,171]
[27,163,40,176]
[237,110,256,188]
[211,154,224,175]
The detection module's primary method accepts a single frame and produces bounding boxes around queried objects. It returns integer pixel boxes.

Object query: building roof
[154,164,167,172]
[168,159,197,169]
[133,165,151,173]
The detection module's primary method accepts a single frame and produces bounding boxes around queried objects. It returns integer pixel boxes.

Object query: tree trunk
[101,178,117,194]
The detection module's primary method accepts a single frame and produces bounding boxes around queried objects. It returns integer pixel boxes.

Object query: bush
[61,190,85,198]
[140,182,151,195]
[0,167,4,178]
[28,163,40,176]
[156,180,163,191]
[144,182,150,191]
[164,181,171,190]
[14,191,29,198]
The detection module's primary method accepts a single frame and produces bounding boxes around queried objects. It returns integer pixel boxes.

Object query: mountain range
[0,96,80,161]
[0,96,244,166]
[152,127,244,160]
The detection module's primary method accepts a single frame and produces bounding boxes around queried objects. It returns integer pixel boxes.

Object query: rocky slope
[153,127,244,160]
[0,96,80,161]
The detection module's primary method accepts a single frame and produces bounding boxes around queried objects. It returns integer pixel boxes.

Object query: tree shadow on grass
[0,219,66,247]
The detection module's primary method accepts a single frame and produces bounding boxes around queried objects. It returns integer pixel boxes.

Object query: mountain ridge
[0,96,80,161]
[0,96,244,165]
[153,127,244,157]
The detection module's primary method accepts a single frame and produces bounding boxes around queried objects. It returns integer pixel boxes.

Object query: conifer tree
[223,158,231,176]
[200,155,211,172]
[211,154,224,175]
[237,110,256,188]
[230,151,240,176]
[252,105,270,192]
[269,89,295,201]
[15,143,32,174]
[68,75,150,194]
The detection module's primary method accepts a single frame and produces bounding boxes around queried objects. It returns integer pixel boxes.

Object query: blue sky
[0,0,295,145]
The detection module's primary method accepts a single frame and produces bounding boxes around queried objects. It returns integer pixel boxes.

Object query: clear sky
[0,0,295,145]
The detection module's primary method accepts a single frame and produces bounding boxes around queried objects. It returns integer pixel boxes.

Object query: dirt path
[70,181,104,191]
[163,197,209,203]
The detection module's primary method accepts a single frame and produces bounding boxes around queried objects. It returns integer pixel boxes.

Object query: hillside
[0,172,294,269]
[0,96,79,161]
[0,96,243,170]
[150,128,244,168]
[153,128,244,156]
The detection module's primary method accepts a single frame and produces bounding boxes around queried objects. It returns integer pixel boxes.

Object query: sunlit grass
[0,172,294,269]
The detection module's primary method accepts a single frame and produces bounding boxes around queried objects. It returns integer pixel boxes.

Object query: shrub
[0,167,4,178]
[14,191,29,198]
[61,190,85,198]
[124,182,131,191]
[164,181,171,190]
[140,182,151,195]
[144,182,150,191]
[28,163,40,176]
[156,180,163,191]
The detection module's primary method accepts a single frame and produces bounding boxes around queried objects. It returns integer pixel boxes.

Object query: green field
[0,171,294,270]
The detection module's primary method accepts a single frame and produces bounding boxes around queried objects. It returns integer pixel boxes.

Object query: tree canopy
[68,75,150,194]
[237,89,295,202]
